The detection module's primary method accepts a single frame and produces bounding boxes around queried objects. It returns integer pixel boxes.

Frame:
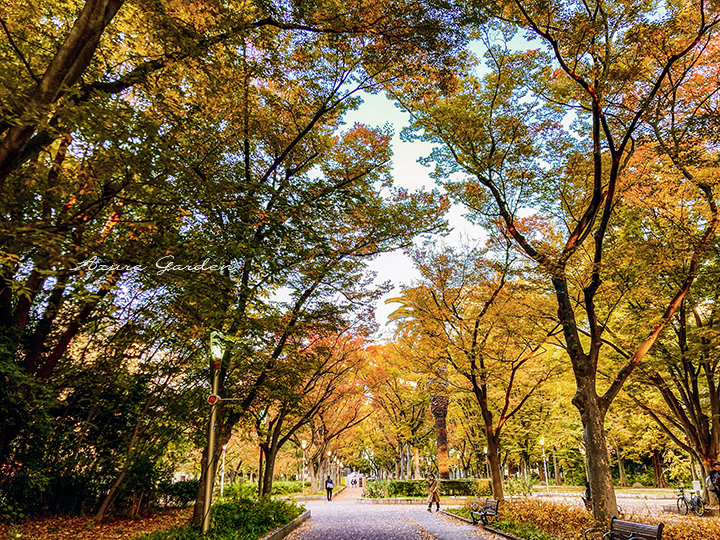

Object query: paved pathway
[286,488,491,540]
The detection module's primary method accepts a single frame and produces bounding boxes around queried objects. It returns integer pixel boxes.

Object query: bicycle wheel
[677,497,689,515]
[692,497,705,516]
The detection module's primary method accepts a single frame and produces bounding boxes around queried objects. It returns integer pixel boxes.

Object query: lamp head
[301,440,307,450]
[210,332,224,361]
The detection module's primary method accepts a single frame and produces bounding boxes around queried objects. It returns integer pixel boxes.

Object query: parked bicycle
[677,484,704,516]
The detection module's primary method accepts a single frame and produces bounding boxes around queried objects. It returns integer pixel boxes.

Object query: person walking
[426,473,440,512]
[708,461,720,505]
[325,475,334,501]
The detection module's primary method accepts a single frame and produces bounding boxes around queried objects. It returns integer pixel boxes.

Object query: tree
[365,344,433,479]
[398,3,720,519]
[389,243,561,498]
[253,328,371,496]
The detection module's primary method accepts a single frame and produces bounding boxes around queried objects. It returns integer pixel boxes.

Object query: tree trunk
[486,436,504,500]
[553,451,561,485]
[261,445,278,496]
[579,398,618,521]
[414,446,420,479]
[430,394,450,479]
[617,452,628,488]
[652,449,668,488]
[258,447,265,496]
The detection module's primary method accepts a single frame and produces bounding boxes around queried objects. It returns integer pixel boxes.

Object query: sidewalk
[285,487,493,540]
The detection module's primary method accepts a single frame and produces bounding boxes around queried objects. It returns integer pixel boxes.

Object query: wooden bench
[584,516,663,540]
[470,498,499,526]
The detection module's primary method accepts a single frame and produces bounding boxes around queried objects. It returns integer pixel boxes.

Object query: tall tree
[398,3,720,519]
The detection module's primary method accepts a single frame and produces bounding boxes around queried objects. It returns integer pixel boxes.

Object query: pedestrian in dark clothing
[426,473,440,512]
[708,462,720,504]
[325,475,334,501]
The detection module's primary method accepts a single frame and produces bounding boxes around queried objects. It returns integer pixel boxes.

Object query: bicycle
[677,485,704,516]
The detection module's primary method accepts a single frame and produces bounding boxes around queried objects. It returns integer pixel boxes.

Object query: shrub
[496,498,594,540]
[495,498,720,540]
[388,480,426,498]
[364,478,490,498]
[158,480,200,508]
[503,476,537,496]
[134,497,304,540]
[363,479,389,498]
[218,483,258,500]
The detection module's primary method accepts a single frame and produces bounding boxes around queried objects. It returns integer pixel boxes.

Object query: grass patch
[491,519,560,540]
[445,508,472,520]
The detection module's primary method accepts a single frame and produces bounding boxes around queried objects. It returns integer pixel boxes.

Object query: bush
[503,476,537,496]
[493,498,720,540]
[268,481,309,495]
[363,478,490,498]
[363,479,389,498]
[134,497,304,540]
[388,480,426,498]
[158,480,200,508]
[440,479,491,497]
[218,483,258,500]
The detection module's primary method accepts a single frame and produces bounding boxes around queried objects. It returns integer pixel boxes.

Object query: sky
[342,92,487,337]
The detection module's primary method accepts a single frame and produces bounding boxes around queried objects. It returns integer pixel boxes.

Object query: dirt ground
[1,508,191,540]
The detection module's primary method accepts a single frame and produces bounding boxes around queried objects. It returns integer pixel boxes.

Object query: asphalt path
[285,488,492,540]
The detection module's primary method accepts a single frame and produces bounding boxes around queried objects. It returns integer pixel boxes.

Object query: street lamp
[327,450,332,484]
[301,440,307,496]
[203,332,224,534]
[221,445,227,496]
[540,438,549,495]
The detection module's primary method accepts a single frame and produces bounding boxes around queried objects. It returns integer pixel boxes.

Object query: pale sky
[342,92,487,337]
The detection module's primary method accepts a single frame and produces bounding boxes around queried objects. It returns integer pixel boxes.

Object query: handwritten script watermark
[74,255,238,275]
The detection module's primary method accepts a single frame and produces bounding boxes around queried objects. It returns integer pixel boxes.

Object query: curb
[260,509,311,540]
[440,510,473,524]
[294,485,346,501]
[484,525,521,540]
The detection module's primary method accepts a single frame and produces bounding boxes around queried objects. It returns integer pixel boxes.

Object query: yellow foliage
[497,498,720,540]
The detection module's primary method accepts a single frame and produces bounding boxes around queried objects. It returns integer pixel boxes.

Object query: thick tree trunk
[487,437,504,500]
[414,446,420,479]
[652,449,668,488]
[579,400,618,521]
[618,453,628,488]
[430,394,450,479]
[261,446,278,496]
[553,451,561,485]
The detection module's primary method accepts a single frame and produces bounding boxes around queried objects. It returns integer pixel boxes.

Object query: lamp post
[540,438,550,495]
[483,447,488,479]
[221,445,227,496]
[203,332,224,534]
[327,450,332,486]
[301,440,307,496]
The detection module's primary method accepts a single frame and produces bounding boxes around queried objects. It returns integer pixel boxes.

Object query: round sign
[207,394,219,405]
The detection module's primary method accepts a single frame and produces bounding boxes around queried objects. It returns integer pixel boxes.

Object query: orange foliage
[497,498,720,540]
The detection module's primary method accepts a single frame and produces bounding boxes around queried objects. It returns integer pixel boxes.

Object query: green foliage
[219,483,259,500]
[158,480,201,508]
[218,481,310,500]
[134,498,303,540]
[363,478,490,498]
[387,480,426,497]
[503,476,537,496]
[440,479,491,497]
[363,479,390,498]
